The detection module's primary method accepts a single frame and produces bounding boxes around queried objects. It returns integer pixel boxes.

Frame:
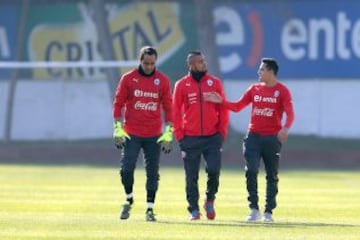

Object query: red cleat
[204,201,216,220]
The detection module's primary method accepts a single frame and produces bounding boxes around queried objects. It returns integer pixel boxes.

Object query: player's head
[139,46,157,75]
[187,51,207,73]
[258,58,278,84]
[261,58,279,76]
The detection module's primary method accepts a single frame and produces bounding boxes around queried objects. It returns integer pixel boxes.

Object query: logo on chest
[254,94,277,103]
[187,92,197,104]
[134,89,159,99]
[154,78,160,85]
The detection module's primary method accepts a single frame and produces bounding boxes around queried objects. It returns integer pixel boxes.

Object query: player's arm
[278,88,295,143]
[172,81,185,142]
[113,76,129,120]
[217,81,229,141]
[157,76,173,154]
[204,85,252,112]
[223,86,252,112]
[161,76,173,125]
[112,76,131,148]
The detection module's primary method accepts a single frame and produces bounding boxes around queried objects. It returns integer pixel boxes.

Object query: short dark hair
[139,46,158,60]
[261,58,279,76]
[186,50,203,63]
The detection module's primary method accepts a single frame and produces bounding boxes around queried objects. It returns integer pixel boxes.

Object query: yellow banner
[30,3,185,80]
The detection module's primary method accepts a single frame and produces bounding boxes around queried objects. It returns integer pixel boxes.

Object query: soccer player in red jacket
[204,58,295,223]
[112,46,173,222]
[172,51,229,220]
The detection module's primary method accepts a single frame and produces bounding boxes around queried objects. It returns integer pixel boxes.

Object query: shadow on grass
[156,220,358,228]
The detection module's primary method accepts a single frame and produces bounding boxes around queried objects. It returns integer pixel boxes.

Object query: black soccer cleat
[120,203,132,220]
[145,208,157,222]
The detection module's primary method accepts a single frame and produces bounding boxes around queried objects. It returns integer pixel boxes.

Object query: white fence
[224,79,360,139]
[0,79,359,140]
[0,80,113,140]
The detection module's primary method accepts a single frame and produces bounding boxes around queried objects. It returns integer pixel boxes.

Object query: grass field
[1,164,359,240]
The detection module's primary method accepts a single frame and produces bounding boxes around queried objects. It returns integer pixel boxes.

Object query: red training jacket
[172,72,229,142]
[113,68,172,137]
[223,82,294,135]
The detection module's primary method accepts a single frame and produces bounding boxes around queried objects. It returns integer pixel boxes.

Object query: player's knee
[147,173,160,182]
[266,174,279,183]
[120,160,136,172]
[246,169,258,178]
[120,169,132,179]
[207,170,220,179]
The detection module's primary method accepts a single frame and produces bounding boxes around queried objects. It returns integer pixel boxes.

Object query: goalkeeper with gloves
[112,46,172,222]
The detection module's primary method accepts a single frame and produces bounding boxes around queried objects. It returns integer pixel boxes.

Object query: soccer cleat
[203,200,216,220]
[145,208,157,222]
[120,203,132,220]
[189,210,200,220]
[246,209,262,222]
[263,212,274,223]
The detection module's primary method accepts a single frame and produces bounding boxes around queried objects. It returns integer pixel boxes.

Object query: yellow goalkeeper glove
[157,124,173,154]
[113,121,131,149]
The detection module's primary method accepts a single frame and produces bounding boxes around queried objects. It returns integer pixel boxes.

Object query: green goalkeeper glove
[113,121,131,149]
[157,124,173,154]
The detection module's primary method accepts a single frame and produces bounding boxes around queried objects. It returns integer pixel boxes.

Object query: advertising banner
[0,4,19,79]
[24,2,197,81]
[214,1,360,79]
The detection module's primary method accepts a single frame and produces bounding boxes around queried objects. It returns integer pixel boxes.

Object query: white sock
[126,193,133,199]
[147,202,154,209]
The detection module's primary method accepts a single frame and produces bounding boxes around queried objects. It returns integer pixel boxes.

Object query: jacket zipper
[198,81,204,135]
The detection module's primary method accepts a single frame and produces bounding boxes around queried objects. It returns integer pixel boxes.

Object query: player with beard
[172,51,229,220]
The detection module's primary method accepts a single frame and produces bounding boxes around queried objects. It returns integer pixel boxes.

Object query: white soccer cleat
[263,212,274,223]
[246,209,262,222]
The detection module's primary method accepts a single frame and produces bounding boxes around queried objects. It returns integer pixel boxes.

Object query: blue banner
[0,4,19,79]
[214,1,360,79]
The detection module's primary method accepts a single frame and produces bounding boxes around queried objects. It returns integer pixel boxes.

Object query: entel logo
[254,95,262,102]
[214,6,263,73]
[134,89,158,98]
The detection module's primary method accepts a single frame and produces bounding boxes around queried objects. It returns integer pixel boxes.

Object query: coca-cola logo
[253,107,274,117]
[134,101,158,111]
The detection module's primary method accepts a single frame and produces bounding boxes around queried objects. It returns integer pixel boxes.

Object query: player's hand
[203,92,223,103]
[157,124,173,154]
[277,127,289,143]
[113,121,131,149]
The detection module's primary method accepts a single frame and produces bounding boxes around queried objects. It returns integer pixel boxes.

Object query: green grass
[1,164,359,240]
